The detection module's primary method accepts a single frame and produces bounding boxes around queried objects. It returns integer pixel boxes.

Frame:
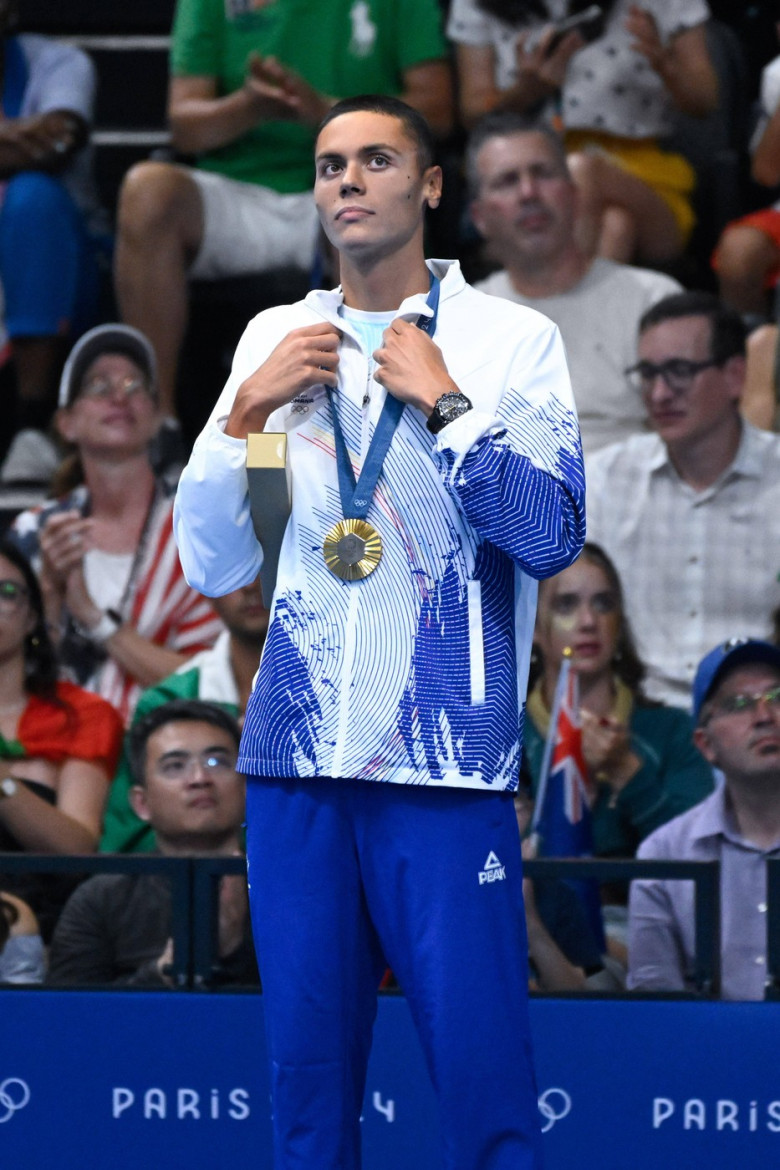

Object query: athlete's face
[314,111,441,262]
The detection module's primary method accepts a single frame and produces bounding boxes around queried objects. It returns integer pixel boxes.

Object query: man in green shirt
[114,0,453,421]
[100,575,268,853]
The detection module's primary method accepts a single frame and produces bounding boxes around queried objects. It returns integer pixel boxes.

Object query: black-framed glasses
[0,579,29,611]
[624,358,722,396]
[707,685,780,720]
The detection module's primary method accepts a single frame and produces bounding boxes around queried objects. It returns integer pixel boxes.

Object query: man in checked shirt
[587,290,780,713]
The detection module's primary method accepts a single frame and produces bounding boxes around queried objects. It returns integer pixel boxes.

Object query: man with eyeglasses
[628,638,780,1000]
[586,289,780,711]
[48,699,258,988]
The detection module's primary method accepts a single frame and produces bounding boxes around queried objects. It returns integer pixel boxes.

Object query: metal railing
[524,858,721,996]
[0,854,235,991]
[0,855,726,995]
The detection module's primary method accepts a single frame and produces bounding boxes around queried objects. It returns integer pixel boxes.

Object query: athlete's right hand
[225,322,341,439]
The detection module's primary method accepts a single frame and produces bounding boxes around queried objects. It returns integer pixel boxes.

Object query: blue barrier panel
[1,992,780,1168]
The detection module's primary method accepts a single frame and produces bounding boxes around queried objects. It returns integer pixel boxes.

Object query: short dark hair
[317,94,435,172]
[0,538,58,700]
[128,700,241,787]
[638,291,747,366]
[465,112,570,198]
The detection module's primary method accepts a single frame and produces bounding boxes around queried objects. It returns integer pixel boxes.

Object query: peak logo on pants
[478,852,506,884]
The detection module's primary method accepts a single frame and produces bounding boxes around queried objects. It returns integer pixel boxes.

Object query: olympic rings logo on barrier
[538,1087,572,1133]
[0,1079,30,1123]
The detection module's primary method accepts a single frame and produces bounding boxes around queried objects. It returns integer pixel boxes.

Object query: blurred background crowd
[1,0,780,1001]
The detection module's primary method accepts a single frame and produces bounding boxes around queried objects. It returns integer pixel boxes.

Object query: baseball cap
[692,638,780,723]
[58,324,158,408]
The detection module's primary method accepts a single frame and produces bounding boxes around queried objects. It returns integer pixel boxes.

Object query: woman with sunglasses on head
[0,540,124,938]
[9,325,222,723]
[526,542,714,860]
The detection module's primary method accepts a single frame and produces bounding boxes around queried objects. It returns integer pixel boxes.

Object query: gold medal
[323,518,383,580]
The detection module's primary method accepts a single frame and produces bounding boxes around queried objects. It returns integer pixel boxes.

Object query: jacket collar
[303,259,464,338]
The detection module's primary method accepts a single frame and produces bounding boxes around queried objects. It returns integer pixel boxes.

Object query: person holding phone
[448,0,718,264]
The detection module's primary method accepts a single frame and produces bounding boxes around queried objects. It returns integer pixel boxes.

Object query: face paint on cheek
[549,611,578,634]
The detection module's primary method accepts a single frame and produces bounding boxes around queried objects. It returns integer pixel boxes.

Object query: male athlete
[174,94,584,1170]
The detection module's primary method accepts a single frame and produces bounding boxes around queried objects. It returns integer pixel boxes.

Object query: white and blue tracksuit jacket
[174,259,585,790]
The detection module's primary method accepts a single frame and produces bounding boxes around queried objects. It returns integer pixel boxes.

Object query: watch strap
[426,391,473,436]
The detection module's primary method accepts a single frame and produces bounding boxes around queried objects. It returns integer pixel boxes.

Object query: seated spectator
[628,638,780,1000]
[114,0,453,426]
[0,892,44,983]
[0,0,103,482]
[448,0,718,264]
[526,543,714,858]
[0,539,123,939]
[587,291,780,709]
[740,322,780,433]
[9,324,222,722]
[101,575,268,854]
[513,778,613,992]
[713,42,780,318]
[48,699,257,988]
[467,114,681,454]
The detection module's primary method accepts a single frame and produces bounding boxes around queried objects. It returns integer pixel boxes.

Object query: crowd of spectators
[1,0,780,1001]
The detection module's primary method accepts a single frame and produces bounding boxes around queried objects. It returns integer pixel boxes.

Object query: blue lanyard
[328,274,440,521]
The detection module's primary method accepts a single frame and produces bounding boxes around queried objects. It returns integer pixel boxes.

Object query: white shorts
[188,168,319,280]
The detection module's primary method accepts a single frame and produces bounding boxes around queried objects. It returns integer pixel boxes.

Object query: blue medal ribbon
[327,274,440,521]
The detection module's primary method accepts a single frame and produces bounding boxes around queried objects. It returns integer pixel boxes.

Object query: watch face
[427,392,473,435]
[440,393,471,423]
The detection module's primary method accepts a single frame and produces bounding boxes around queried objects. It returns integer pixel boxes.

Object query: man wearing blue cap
[628,637,780,1000]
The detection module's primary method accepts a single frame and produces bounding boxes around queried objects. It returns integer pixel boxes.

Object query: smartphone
[545,5,605,54]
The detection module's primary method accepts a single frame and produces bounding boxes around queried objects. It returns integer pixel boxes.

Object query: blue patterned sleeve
[434,321,586,580]
[437,431,585,580]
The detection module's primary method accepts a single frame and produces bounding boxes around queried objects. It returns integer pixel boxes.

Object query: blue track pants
[245,776,544,1170]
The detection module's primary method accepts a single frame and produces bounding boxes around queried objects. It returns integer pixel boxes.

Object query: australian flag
[531,655,605,949]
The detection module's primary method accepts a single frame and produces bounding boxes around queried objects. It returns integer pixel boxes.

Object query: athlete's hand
[225,322,341,439]
[373,320,458,417]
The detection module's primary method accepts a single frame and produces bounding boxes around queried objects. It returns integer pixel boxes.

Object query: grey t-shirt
[476,259,681,455]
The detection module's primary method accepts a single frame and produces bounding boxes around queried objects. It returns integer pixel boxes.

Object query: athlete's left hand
[373,319,459,416]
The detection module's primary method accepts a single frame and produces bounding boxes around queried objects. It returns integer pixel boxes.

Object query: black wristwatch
[426,391,473,435]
